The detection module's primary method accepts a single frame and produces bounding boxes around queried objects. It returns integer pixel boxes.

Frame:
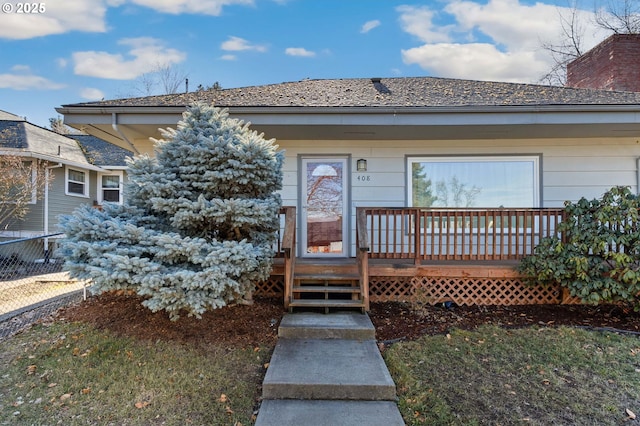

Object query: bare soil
[57,292,640,348]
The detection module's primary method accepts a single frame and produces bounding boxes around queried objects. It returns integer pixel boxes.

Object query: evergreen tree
[58,103,284,319]
[411,163,437,207]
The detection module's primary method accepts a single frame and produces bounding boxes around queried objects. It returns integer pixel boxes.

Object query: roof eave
[0,149,106,171]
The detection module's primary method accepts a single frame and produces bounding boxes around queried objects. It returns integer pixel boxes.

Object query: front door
[301,157,349,257]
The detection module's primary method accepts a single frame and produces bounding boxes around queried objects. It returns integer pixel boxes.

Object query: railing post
[356,208,370,311]
[280,207,296,310]
[413,209,420,265]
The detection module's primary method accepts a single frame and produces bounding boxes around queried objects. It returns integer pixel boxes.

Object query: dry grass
[0,320,271,425]
[385,325,640,425]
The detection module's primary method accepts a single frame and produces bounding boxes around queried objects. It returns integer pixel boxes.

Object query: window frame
[65,167,89,198]
[407,155,541,208]
[96,171,123,204]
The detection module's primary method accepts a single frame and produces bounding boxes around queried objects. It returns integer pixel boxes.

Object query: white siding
[275,136,640,256]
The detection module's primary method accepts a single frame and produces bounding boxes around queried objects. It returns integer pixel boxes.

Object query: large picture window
[408,156,540,207]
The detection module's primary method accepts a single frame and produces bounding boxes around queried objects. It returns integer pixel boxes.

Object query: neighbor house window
[97,173,123,204]
[408,156,540,207]
[66,168,88,197]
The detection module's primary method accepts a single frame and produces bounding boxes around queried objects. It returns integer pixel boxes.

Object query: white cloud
[0,65,65,90]
[402,43,547,83]
[221,36,267,52]
[80,87,105,100]
[129,0,253,15]
[361,20,381,33]
[397,0,609,83]
[220,54,238,61]
[396,5,453,44]
[72,37,187,80]
[0,0,110,40]
[285,47,315,57]
[0,0,257,40]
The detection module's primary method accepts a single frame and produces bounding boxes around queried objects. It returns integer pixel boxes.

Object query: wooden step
[288,299,365,308]
[292,286,361,294]
[294,273,360,281]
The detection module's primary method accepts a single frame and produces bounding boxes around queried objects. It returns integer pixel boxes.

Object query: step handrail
[280,206,296,309]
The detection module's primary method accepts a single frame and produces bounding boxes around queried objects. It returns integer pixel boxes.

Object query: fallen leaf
[48,383,57,388]
[218,394,228,403]
[626,408,636,420]
[72,348,80,356]
[263,363,270,369]
[225,406,234,414]
[26,365,36,375]
[60,393,72,401]
[134,401,149,409]
[81,388,91,395]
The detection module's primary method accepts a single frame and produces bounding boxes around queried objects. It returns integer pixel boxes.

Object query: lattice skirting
[259,275,579,305]
[255,276,284,297]
[408,276,562,305]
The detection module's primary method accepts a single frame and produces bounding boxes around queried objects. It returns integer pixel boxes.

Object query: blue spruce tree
[58,103,284,319]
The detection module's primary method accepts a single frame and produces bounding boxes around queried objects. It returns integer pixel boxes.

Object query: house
[54,34,640,310]
[0,110,133,246]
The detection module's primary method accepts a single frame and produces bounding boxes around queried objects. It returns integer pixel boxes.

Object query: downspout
[112,112,140,155]
[43,162,63,260]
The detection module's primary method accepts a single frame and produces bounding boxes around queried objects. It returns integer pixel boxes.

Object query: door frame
[299,155,351,258]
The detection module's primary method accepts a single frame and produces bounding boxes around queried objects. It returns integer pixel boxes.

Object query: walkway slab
[255,400,405,426]
[278,312,375,340]
[262,337,396,400]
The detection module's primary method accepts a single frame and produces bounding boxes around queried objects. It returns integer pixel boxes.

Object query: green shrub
[519,186,640,306]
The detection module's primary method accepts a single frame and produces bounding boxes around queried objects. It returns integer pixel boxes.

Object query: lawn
[384,325,640,425]
[0,320,271,425]
[3,297,640,425]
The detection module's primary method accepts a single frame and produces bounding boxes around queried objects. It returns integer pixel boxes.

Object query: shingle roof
[68,134,133,167]
[61,76,640,109]
[0,114,131,168]
[0,119,88,164]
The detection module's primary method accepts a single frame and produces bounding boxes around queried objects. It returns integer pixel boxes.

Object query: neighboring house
[56,34,640,261]
[0,110,133,240]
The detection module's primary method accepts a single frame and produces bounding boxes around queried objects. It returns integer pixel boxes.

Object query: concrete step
[255,400,405,426]
[262,338,396,401]
[278,312,375,340]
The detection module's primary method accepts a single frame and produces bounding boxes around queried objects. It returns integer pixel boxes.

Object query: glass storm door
[301,157,349,257]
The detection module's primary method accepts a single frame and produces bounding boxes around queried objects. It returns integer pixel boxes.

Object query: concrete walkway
[255,312,405,425]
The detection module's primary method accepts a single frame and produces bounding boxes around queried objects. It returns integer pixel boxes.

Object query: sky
[0,0,615,128]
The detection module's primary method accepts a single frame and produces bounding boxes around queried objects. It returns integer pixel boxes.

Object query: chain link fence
[0,233,87,339]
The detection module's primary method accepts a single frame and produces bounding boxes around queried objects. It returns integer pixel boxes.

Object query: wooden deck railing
[357,207,565,263]
[279,206,296,309]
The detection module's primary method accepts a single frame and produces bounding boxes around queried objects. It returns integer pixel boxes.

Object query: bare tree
[48,115,81,135]
[540,0,640,86]
[117,64,188,98]
[595,0,640,33]
[540,0,587,85]
[0,155,53,229]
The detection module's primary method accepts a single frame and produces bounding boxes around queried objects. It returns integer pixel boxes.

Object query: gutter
[0,150,105,172]
[112,113,140,155]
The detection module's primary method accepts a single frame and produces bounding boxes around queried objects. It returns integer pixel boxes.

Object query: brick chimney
[566,33,640,92]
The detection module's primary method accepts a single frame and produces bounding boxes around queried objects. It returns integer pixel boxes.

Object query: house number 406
[356,175,371,182]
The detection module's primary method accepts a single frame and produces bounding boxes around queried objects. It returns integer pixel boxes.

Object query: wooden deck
[262,207,572,311]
